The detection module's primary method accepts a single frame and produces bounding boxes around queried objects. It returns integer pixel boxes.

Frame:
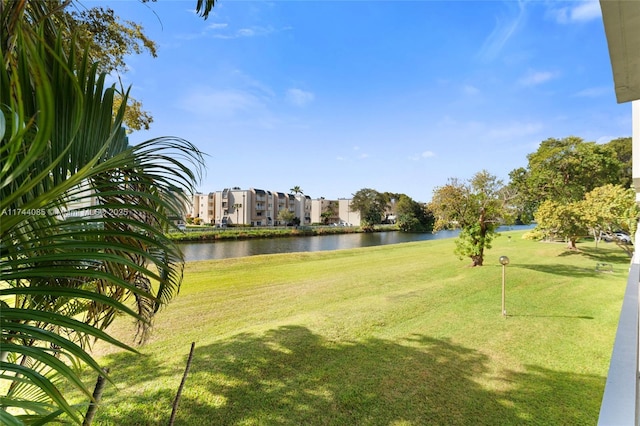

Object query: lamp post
[499,255,510,317]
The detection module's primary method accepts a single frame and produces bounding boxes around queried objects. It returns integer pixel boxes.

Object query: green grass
[83,231,628,425]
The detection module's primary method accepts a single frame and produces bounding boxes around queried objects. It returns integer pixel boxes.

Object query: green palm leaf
[1,2,204,424]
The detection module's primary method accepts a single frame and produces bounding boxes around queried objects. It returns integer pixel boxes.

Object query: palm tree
[1,2,204,423]
[290,186,303,195]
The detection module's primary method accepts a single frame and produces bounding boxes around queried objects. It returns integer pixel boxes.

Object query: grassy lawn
[84,230,629,425]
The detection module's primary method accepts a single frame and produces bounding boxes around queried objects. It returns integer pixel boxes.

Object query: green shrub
[522,228,545,241]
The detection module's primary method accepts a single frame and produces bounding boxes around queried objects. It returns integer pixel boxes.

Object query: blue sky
[95,0,630,202]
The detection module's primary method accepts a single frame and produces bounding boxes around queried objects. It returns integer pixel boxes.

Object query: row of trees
[349,189,435,232]
[1,1,217,424]
[535,184,637,254]
[348,134,635,268]
[428,136,635,266]
[508,136,630,222]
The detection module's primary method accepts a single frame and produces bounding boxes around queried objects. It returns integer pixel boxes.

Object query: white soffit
[600,0,640,103]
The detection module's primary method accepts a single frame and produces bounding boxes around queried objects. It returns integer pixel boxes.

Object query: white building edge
[598,1,640,424]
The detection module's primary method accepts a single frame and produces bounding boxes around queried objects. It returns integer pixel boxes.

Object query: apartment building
[188,188,360,227]
[338,198,358,226]
[188,193,213,224]
[293,194,312,225]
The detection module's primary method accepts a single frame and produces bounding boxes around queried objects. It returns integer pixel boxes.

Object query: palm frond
[1,2,204,423]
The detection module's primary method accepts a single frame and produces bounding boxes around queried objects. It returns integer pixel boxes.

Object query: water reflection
[179,230,461,261]
[179,226,532,262]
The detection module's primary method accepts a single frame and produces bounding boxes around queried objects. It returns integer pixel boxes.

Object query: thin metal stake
[169,342,196,426]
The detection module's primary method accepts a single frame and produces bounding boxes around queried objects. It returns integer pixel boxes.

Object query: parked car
[605,231,632,244]
[614,232,632,244]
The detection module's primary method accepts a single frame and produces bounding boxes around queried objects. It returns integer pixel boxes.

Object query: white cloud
[179,88,264,118]
[211,25,286,39]
[438,116,457,126]
[462,85,480,96]
[228,69,276,98]
[334,147,369,162]
[237,28,256,37]
[409,151,436,161]
[477,0,527,62]
[518,70,556,86]
[353,145,369,160]
[208,23,228,30]
[549,1,601,24]
[571,1,601,21]
[286,88,315,107]
[573,86,609,98]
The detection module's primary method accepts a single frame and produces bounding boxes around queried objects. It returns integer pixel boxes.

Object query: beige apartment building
[188,188,360,227]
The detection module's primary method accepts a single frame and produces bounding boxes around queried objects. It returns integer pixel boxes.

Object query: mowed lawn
[86,231,629,425]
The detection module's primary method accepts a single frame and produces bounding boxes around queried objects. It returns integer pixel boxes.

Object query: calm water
[179,225,533,261]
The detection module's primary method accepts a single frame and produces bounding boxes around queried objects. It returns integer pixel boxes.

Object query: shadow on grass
[514,263,602,278]
[515,244,630,278]
[94,326,604,425]
[577,245,631,263]
[555,244,630,262]
[508,314,594,320]
[79,351,176,425]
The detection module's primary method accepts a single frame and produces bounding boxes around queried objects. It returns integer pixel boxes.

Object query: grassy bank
[84,230,628,425]
[166,224,400,242]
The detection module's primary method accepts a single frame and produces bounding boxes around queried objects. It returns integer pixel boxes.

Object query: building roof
[600,0,640,103]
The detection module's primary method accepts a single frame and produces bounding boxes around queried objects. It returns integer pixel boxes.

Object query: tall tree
[395,194,434,232]
[534,200,587,250]
[46,0,220,131]
[507,167,537,224]
[350,188,388,232]
[605,137,633,189]
[534,184,637,253]
[290,185,303,195]
[320,200,338,225]
[509,136,622,214]
[277,209,296,226]
[582,184,638,254]
[430,171,511,266]
[59,4,158,131]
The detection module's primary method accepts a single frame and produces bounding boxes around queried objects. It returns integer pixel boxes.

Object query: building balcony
[597,260,639,424]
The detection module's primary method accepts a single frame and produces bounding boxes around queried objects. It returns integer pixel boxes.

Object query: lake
[179,225,534,261]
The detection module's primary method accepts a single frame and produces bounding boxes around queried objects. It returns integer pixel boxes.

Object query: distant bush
[522,229,545,241]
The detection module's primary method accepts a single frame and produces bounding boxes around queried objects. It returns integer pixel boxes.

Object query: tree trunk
[472,215,487,266]
[567,238,578,250]
[471,255,483,266]
[83,368,109,426]
[169,342,196,426]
